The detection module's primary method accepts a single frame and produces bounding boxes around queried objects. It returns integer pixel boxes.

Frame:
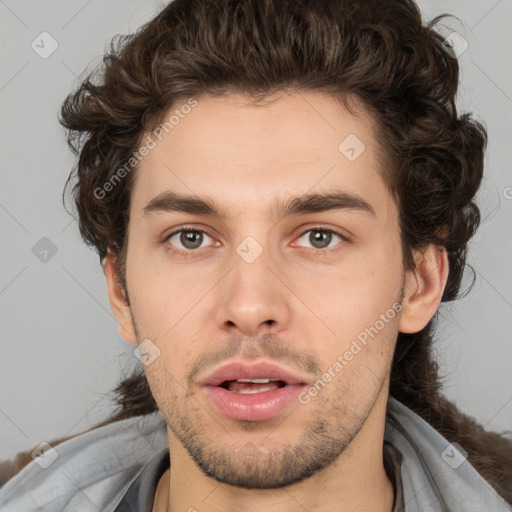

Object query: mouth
[199,361,310,422]
[219,378,288,394]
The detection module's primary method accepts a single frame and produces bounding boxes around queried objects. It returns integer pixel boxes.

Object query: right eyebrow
[143,191,228,218]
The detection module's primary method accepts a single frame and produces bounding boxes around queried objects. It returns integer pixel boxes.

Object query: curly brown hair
[54,0,512,504]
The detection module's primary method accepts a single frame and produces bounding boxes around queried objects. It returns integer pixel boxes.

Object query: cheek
[298,265,402,376]
[127,257,206,340]
[301,266,401,336]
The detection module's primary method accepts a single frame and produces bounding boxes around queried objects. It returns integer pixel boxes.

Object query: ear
[398,245,449,333]
[103,249,137,344]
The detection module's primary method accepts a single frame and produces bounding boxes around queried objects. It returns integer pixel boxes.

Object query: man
[1,0,511,510]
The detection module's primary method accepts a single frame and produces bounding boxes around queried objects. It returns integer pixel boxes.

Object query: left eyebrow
[142,190,376,220]
[273,190,375,220]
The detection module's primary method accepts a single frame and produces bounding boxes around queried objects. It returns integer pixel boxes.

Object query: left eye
[295,229,344,250]
[166,229,214,251]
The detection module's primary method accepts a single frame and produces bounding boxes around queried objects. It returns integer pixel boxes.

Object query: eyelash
[163,224,348,259]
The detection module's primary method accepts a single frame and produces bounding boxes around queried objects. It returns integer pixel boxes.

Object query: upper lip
[199,360,311,387]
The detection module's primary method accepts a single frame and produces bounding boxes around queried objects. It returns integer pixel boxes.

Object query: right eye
[164,227,218,257]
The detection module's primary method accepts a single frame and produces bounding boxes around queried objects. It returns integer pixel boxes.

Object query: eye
[165,228,215,253]
[163,225,347,258]
[295,228,346,251]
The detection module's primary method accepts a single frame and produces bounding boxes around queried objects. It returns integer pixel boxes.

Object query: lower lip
[202,384,306,421]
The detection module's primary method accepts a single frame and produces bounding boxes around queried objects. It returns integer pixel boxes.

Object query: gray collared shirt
[1,396,510,511]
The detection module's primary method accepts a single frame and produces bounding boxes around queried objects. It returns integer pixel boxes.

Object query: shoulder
[0,412,168,512]
[385,397,512,512]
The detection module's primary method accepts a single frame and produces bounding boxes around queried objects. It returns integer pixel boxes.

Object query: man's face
[123,91,406,488]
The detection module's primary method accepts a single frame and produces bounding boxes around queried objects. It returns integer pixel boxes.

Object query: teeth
[234,387,275,394]
[236,378,271,384]
[227,379,284,394]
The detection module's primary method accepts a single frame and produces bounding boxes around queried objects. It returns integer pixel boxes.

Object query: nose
[215,242,292,337]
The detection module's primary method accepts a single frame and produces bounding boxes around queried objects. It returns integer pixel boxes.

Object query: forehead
[131,91,393,219]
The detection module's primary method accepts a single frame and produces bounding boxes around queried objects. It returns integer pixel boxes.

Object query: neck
[154,389,395,512]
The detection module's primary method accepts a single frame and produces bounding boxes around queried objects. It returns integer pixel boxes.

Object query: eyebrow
[143,190,375,220]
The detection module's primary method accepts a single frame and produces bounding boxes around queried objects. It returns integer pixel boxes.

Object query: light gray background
[0,0,511,461]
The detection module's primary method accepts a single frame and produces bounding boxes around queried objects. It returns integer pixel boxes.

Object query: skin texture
[104,91,449,512]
